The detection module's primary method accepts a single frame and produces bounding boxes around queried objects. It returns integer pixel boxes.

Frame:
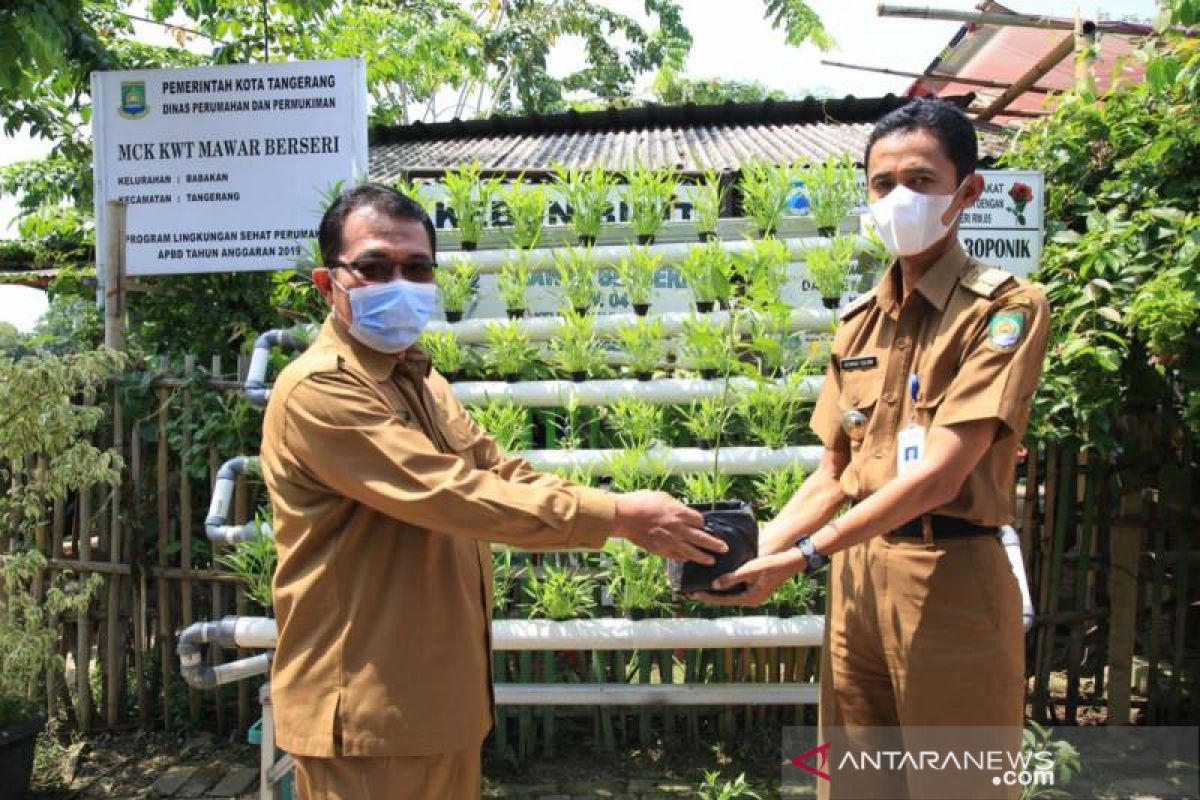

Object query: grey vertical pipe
[206,456,271,543]
[245,325,316,406]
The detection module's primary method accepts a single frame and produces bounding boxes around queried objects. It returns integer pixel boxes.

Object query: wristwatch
[794,534,829,576]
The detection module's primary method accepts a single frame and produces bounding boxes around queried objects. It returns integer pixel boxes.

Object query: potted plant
[443,161,499,250]
[482,321,539,382]
[739,159,798,238]
[624,164,676,245]
[500,177,548,250]
[682,316,731,378]
[615,246,661,316]
[549,309,603,382]
[737,236,791,303]
[746,302,793,377]
[553,164,615,246]
[604,397,664,450]
[752,462,809,517]
[680,241,732,312]
[802,154,859,237]
[736,374,803,449]
[434,261,477,322]
[468,398,531,452]
[520,561,598,621]
[0,347,117,799]
[682,396,727,450]
[394,177,436,216]
[420,328,469,382]
[215,523,278,610]
[604,540,671,620]
[805,234,856,309]
[555,247,598,315]
[498,254,531,318]
[610,318,666,380]
[691,169,726,242]
[680,472,734,507]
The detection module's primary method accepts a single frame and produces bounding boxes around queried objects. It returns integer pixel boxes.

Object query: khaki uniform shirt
[811,241,1050,526]
[260,315,616,758]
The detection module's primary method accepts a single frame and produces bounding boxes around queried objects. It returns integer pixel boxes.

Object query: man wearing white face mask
[693,100,1050,799]
[259,184,723,799]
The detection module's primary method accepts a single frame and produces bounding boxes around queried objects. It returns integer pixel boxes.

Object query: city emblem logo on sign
[119,81,149,119]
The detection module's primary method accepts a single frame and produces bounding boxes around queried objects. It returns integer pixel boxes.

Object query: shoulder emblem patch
[962,265,1015,299]
[987,308,1026,352]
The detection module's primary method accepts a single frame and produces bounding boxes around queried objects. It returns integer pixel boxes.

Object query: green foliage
[738,236,791,301]
[680,241,733,306]
[492,549,519,616]
[682,316,733,374]
[615,246,662,306]
[605,398,665,450]
[443,161,498,245]
[767,573,822,611]
[653,69,788,105]
[165,370,263,482]
[802,154,859,231]
[736,376,803,449]
[420,329,468,376]
[435,261,478,313]
[753,462,808,515]
[468,398,530,453]
[611,318,667,377]
[740,160,799,236]
[605,447,670,493]
[698,770,762,800]
[604,539,670,615]
[1000,35,1200,447]
[483,322,540,379]
[762,0,834,50]
[498,254,531,312]
[393,178,436,216]
[746,302,796,376]
[553,165,615,241]
[624,165,677,239]
[555,247,598,312]
[549,309,604,378]
[804,235,856,299]
[681,397,728,445]
[500,178,548,249]
[521,561,597,621]
[214,522,277,610]
[690,170,727,234]
[1020,721,1081,800]
[680,471,733,505]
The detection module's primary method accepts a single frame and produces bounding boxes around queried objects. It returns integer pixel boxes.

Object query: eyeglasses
[332,255,436,284]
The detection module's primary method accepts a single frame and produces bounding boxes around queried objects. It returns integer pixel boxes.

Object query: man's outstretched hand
[613,490,727,565]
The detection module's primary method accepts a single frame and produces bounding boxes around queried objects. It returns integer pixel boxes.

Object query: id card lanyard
[896,373,925,476]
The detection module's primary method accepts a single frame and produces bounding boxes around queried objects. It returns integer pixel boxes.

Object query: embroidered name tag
[839,355,878,371]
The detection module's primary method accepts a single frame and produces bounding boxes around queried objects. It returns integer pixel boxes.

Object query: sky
[0,0,1160,236]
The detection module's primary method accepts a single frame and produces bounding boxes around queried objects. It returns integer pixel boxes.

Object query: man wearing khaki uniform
[260,185,721,799]
[696,99,1050,798]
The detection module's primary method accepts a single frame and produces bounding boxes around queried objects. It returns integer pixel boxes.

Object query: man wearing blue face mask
[259,184,723,799]
[694,100,1051,799]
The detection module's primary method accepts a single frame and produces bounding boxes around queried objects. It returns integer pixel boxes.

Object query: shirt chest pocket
[438,407,487,468]
[914,366,955,427]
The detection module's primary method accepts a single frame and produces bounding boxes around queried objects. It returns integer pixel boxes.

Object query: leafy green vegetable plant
[553,164,615,245]
[500,178,548,249]
[625,165,677,243]
[682,397,728,448]
[549,309,604,379]
[483,322,539,380]
[740,159,798,237]
[215,521,277,609]
[605,397,665,449]
[555,247,598,312]
[767,573,822,615]
[492,549,519,617]
[805,234,856,306]
[434,261,477,320]
[698,771,762,800]
[605,447,670,492]
[443,161,499,249]
[682,316,732,377]
[521,561,598,620]
[604,539,671,617]
[611,318,666,379]
[691,169,726,239]
[680,241,733,310]
[420,328,469,378]
[615,246,661,312]
[468,398,531,452]
[753,462,808,515]
[393,177,436,216]
[498,254,531,316]
[738,236,791,302]
[802,154,859,234]
[736,375,804,449]
[680,472,734,505]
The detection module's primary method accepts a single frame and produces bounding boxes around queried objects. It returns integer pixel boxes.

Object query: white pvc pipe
[517,446,822,475]
[177,614,825,653]
[492,615,824,650]
[426,307,834,343]
[451,376,823,408]
[440,235,872,273]
[494,682,819,706]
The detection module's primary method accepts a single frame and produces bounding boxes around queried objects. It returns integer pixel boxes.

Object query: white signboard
[92,58,368,276]
[955,170,1043,277]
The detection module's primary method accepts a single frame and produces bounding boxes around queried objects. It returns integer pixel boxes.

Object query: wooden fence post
[1107,491,1144,726]
[181,355,200,724]
[156,356,173,728]
[104,200,127,729]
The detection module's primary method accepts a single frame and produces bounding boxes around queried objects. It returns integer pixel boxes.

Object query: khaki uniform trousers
[294,746,482,800]
[816,530,1026,800]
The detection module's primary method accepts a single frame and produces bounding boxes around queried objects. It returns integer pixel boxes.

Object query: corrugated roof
[368,95,1010,179]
